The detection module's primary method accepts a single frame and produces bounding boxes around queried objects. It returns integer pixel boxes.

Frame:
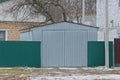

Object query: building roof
[20,21,99,32]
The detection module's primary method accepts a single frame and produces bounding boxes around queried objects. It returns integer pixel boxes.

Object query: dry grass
[0,67,119,79]
[0,67,120,75]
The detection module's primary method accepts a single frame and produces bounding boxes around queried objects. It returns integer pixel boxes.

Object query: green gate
[0,0,9,3]
[0,41,40,67]
[88,41,113,67]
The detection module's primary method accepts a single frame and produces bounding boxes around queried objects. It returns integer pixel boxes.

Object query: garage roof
[20,21,99,32]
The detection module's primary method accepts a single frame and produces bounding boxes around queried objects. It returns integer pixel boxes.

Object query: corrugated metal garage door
[42,31,64,67]
[65,30,87,67]
[42,30,87,67]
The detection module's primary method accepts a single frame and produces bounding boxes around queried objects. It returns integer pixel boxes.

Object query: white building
[97,0,120,41]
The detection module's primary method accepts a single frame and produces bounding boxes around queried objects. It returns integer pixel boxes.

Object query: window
[0,31,7,41]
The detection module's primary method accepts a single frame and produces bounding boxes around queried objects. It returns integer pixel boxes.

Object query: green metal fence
[0,41,40,67]
[88,41,113,67]
[0,0,8,3]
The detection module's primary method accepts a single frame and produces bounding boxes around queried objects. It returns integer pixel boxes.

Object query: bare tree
[6,0,67,22]
[5,0,96,23]
[85,0,96,16]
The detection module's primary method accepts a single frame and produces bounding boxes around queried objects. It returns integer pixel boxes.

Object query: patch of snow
[0,74,9,76]
[41,68,54,70]
[0,68,12,69]
[29,74,120,80]
[59,68,78,70]
[114,67,120,70]
[82,66,115,71]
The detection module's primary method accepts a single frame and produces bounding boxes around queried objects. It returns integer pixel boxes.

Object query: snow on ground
[28,67,120,80]
[30,74,120,80]
[82,66,115,71]
[59,68,78,70]
[0,67,120,80]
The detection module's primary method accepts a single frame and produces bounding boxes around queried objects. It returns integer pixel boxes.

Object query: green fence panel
[0,0,8,3]
[88,41,113,67]
[0,41,40,67]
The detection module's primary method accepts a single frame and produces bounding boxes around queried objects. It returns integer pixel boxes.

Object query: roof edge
[20,21,99,31]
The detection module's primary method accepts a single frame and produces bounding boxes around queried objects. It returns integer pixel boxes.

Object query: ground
[0,67,120,80]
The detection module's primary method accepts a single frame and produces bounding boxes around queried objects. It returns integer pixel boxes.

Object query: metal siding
[22,22,98,67]
[32,22,97,31]
[88,41,113,67]
[20,32,32,41]
[65,30,87,67]
[0,0,8,3]
[42,31,64,67]
[31,29,43,66]
[88,30,97,41]
[32,29,42,41]
[0,41,40,67]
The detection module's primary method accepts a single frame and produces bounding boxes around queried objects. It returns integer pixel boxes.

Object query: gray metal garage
[20,22,98,67]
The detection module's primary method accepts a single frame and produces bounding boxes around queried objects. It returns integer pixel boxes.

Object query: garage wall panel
[42,31,64,67]
[65,30,87,67]
[20,32,32,41]
[21,22,98,67]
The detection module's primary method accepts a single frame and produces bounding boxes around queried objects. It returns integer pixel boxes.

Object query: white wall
[97,0,119,41]
[98,29,118,41]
